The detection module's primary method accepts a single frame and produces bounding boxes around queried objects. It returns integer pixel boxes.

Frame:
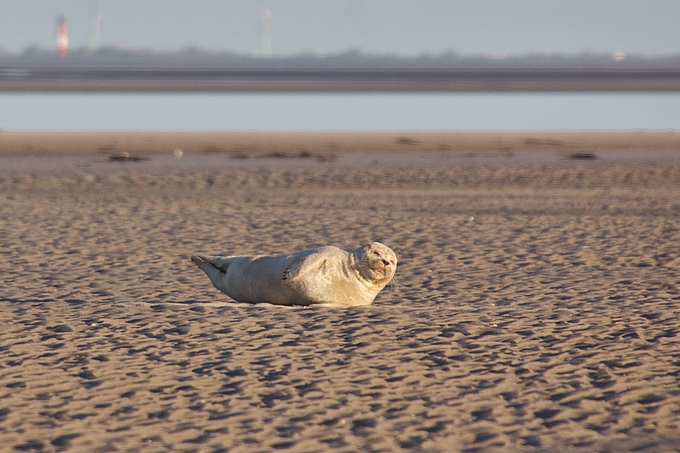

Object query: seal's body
[191,242,397,306]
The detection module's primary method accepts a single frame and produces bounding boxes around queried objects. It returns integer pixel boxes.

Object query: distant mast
[261,7,272,58]
[56,16,69,56]
[89,1,103,52]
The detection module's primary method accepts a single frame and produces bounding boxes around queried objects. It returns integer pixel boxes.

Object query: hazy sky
[1,0,679,56]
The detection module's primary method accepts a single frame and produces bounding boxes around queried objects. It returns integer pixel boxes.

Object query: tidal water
[1,92,679,132]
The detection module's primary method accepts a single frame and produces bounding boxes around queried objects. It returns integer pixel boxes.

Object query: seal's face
[355,242,397,285]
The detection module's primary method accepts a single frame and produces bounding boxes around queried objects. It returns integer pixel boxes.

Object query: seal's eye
[382,259,390,266]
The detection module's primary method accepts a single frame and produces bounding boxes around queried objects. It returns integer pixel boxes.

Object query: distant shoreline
[2,77,680,92]
[2,131,680,156]
[1,67,680,92]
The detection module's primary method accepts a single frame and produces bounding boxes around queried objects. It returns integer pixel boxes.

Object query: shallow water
[2,91,680,132]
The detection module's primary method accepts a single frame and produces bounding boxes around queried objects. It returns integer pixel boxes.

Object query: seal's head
[353,242,397,285]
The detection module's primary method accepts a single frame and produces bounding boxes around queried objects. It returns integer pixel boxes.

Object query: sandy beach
[1,138,680,452]
[4,131,680,156]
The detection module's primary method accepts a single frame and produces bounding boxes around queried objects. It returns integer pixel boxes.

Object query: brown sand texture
[1,144,680,452]
[3,131,680,156]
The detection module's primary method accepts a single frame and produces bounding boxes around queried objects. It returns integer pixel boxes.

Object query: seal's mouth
[365,259,396,284]
[355,243,397,284]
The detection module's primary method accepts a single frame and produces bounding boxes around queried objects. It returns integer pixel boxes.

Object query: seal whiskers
[384,274,401,302]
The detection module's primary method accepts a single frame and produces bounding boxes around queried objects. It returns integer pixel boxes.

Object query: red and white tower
[56,16,69,56]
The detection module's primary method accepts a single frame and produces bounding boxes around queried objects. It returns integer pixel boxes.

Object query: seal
[191,242,397,306]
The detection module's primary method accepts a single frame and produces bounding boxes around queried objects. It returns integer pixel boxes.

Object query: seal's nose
[382,259,390,266]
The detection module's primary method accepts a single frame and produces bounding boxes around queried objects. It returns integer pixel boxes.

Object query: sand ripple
[1,151,679,452]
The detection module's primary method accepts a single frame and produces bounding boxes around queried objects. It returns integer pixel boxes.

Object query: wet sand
[1,144,680,452]
[3,131,680,156]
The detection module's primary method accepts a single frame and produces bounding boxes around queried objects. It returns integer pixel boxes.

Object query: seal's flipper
[206,256,237,272]
[282,252,327,283]
[192,255,236,272]
[191,255,233,288]
[191,255,210,269]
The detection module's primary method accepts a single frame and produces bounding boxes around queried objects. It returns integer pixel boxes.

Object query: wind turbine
[261,7,272,58]
[89,1,103,52]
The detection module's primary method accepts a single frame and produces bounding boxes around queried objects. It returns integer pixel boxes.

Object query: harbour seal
[191,242,397,306]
